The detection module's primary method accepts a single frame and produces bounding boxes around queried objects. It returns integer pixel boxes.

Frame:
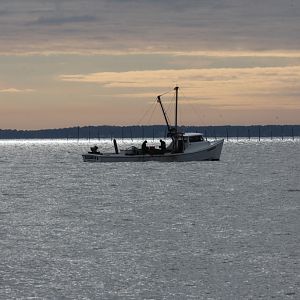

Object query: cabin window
[189,135,204,143]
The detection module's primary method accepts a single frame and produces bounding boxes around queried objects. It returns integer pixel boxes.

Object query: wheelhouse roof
[183,132,204,137]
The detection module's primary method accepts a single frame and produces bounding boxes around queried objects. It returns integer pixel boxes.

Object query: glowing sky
[0,0,300,129]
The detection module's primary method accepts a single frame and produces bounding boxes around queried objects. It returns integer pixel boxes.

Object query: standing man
[159,139,166,153]
[142,140,148,154]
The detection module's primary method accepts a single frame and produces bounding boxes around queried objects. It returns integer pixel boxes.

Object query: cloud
[60,66,300,88]
[0,0,300,54]
[28,15,97,26]
[0,88,35,93]
[172,51,300,59]
[59,65,300,111]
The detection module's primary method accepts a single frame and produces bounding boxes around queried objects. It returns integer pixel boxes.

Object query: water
[0,139,299,299]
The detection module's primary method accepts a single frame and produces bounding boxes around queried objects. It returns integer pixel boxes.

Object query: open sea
[0,138,299,299]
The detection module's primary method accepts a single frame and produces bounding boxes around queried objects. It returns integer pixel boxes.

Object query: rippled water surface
[0,139,299,299]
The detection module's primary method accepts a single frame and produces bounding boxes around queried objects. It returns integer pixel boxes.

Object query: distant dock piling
[1,125,298,140]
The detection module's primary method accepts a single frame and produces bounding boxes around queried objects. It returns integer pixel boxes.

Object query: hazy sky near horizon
[0,0,300,129]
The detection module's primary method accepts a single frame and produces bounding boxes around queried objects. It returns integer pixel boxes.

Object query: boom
[157,95,171,132]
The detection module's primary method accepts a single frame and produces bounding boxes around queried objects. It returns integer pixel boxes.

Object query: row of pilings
[0,125,299,140]
[53,125,300,141]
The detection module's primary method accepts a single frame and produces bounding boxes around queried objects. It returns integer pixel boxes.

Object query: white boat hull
[82,139,224,162]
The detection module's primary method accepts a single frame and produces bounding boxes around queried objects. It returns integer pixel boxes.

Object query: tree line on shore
[0,125,299,139]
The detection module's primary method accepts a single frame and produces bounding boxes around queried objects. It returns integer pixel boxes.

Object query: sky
[0,0,300,129]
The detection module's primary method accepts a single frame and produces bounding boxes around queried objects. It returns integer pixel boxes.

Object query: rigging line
[182,92,206,126]
[137,88,174,126]
[136,99,157,125]
[145,101,158,125]
[158,89,174,97]
[182,87,208,125]
[164,90,176,118]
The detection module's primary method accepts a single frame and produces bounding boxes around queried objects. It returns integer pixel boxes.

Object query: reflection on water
[0,139,299,299]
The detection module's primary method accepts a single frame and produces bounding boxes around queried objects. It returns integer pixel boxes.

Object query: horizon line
[1,123,300,132]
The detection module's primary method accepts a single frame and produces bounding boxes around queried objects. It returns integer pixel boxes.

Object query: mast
[174,86,179,132]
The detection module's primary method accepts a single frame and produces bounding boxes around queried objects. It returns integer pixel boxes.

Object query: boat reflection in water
[82,87,224,162]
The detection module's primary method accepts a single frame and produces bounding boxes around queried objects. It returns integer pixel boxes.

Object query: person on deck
[142,140,148,154]
[159,139,166,153]
[90,145,99,154]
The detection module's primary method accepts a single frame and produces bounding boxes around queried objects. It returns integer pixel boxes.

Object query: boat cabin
[183,133,205,143]
[166,132,206,154]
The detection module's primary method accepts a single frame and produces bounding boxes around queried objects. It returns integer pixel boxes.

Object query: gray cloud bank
[0,0,300,53]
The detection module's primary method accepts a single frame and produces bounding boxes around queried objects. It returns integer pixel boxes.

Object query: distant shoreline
[0,125,299,139]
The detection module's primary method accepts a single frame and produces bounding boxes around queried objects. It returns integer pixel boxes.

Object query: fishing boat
[82,87,224,162]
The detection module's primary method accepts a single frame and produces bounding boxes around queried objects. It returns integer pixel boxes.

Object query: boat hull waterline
[82,139,224,162]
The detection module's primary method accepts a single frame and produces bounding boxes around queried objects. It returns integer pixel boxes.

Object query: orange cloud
[0,88,35,93]
[60,66,300,86]
[58,66,300,118]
